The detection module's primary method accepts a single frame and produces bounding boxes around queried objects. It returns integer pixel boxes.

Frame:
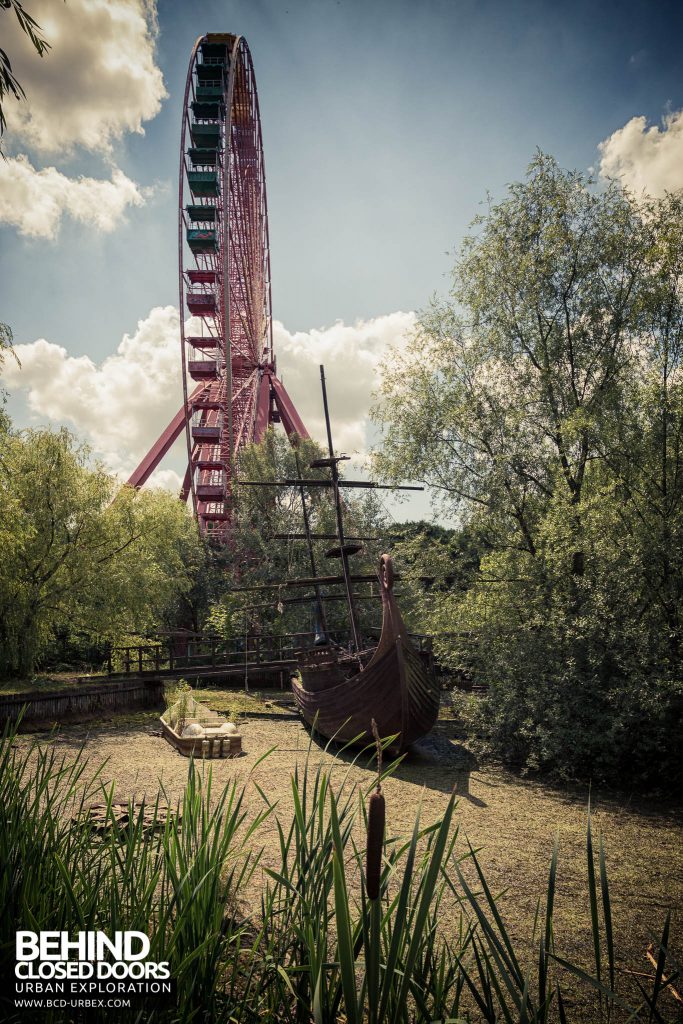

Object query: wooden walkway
[107,630,435,688]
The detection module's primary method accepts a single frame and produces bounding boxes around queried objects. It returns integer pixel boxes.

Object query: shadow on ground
[301,718,487,804]
[398,730,487,805]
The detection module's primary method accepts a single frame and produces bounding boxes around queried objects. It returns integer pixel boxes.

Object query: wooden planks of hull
[291,555,440,753]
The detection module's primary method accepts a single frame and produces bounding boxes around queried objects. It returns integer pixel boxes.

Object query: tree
[0,426,203,677]
[373,154,683,785]
[385,520,482,633]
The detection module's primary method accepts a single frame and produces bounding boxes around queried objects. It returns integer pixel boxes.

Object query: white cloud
[0,155,148,239]
[0,0,164,240]
[2,306,184,477]
[2,308,417,485]
[3,0,166,154]
[146,468,184,493]
[274,311,417,458]
[599,110,683,197]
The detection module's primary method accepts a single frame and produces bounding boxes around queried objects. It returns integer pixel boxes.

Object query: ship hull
[291,556,440,752]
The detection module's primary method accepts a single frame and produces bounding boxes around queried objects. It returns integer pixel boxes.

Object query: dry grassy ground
[0,671,107,694]
[16,690,683,1021]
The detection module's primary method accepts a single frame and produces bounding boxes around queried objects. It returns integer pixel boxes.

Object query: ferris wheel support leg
[270,375,310,441]
[127,383,207,490]
[254,372,272,442]
[179,463,193,503]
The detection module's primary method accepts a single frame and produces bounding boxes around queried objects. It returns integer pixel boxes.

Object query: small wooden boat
[291,553,440,753]
[160,694,242,758]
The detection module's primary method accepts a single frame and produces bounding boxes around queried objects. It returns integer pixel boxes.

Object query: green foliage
[388,519,482,632]
[0,426,203,678]
[0,322,18,432]
[0,722,269,1024]
[0,724,678,1022]
[374,155,683,786]
[163,678,194,731]
[205,590,247,641]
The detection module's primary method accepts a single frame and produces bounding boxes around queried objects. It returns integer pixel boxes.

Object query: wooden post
[138,647,143,675]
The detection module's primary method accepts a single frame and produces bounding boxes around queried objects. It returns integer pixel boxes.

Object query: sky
[1,0,682,523]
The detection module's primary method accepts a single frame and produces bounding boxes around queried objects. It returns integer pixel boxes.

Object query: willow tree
[374,154,683,784]
[0,426,203,678]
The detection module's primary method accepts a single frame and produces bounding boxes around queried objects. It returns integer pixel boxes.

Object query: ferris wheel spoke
[229,183,260,351]
[228,170,258,330]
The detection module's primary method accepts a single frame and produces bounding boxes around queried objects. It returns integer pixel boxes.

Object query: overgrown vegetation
[0,724,679,1023]
[163,678,194,732]
[0,413,387,681]
[375,155,683,788]
[0,425,203,678]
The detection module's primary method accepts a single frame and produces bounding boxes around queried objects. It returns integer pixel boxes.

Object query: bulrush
[365,719,386,900]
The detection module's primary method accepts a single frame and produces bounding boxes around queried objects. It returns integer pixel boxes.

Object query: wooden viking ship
[238,364,441,752]
[291,553,440,753]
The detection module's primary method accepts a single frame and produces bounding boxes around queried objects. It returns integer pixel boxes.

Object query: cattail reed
[365,719,386,900]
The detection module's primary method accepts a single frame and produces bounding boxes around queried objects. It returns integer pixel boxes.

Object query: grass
[0,671,107,695]
[190,685,296,718]
[3,719,681,1023]
[16,713,681,1012]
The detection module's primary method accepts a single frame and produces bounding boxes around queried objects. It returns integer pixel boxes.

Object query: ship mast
[318,364,361,652]
[294,447,328,638]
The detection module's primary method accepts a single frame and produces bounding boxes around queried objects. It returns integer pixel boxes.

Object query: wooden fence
[0,677,164,726]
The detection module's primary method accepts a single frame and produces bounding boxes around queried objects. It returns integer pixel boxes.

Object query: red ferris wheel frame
[128,33,308,542]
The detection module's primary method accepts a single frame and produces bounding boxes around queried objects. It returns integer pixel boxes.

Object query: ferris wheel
[128,33,308,542]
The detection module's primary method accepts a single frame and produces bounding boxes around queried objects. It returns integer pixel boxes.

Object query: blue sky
[1,0,682,520]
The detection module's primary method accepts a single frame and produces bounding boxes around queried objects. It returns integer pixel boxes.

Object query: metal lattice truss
[128,33,308,543]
